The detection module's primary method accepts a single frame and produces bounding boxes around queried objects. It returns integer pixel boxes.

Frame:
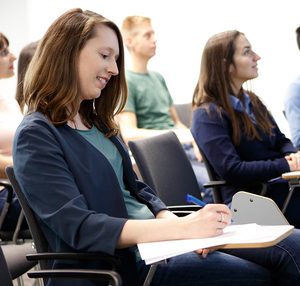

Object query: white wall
[1,0,300,138]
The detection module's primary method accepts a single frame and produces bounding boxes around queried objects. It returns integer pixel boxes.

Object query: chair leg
[16,275,24,286]
[13,211,25,244]
[143,260,167,286]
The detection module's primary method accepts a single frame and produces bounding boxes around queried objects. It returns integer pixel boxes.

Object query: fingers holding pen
[205,204,232,228]
[185,203,231,238]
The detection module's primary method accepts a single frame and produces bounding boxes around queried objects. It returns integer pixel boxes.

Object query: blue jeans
[182,143,213,203]
[137,230,300,285]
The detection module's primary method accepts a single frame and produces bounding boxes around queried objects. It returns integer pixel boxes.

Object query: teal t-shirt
[76,126,155,220]
[76,126,155,261]
[124,70,176,130]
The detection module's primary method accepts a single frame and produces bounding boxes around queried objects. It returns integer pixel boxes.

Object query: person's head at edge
[0,33,17,80]
[296,26,300,50]
[192,30,273,146]
[23,8,127,137]
[121,15,157,61]
[16,40,39,113]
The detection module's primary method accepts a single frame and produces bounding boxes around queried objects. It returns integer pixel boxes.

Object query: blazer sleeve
[270,116,297,156]
[13,115,127,255]
[191,106,291,184]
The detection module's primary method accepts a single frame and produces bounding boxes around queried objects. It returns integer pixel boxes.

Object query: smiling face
[77,25,119,102]
[229,34,261,91]
[0,40,17,80]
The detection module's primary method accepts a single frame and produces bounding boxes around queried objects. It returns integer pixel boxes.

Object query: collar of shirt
[229,91,256,123]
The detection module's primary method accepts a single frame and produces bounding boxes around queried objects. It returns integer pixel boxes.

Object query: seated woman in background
[191,30,300,228]
[12,9,300,285]
[0,32,26,230]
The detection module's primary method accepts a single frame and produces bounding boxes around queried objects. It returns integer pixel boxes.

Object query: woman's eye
[0,49,8,56]
[101,54,108,59]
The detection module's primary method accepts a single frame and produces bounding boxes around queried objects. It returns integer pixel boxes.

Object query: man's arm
[117,111,170,145]
[170,105,202,161]
[169,105,187,129]
[284,86,300,149]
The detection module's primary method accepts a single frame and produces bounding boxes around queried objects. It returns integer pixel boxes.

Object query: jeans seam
[275,244,300,274]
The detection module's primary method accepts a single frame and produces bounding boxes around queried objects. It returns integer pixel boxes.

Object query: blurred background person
[284,26,300,150]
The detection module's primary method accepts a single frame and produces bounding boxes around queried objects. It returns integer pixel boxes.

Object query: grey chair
[128,131,202,212]
[5,165,122,286]
[198,146,271,204]
[173,103,193,128]
[0,244,13,286]
[0,182,31,244]
[1,242,38,285]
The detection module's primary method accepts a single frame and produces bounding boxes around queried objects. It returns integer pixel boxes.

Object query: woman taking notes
[191,30,300,228]
[12,10,300,285]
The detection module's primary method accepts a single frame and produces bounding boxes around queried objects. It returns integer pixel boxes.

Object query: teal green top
[76,126,155,260]
[123,70,176,130]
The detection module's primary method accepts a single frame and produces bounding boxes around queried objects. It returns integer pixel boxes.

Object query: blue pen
[186,194,234,223]
[186,194,206,207]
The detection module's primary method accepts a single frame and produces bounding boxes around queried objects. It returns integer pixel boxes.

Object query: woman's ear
[224,59,234,73]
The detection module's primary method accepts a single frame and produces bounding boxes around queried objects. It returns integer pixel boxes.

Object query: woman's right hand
[183,204,231,239]
[285,153,300,171]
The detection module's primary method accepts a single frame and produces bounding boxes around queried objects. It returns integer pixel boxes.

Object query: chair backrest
[5,165,48,270]
[173,103,193,128]
[198,147,223,203]
[128,131,203,206]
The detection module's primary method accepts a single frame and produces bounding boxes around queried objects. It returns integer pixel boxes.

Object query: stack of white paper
[138,223,293,265]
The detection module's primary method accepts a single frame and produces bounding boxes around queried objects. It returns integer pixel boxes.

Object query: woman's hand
[285,153,300,171]
[195,248,216,258]
[183,203,231,239]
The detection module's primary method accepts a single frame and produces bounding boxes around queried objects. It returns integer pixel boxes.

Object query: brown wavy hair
[24,8,127,137]
[192,30,274,146]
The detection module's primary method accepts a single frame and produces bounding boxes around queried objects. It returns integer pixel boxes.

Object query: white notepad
[137,223,294,265]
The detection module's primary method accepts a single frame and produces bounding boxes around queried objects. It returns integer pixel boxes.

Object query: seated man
[284,26,300,149]
[118,15,212,203]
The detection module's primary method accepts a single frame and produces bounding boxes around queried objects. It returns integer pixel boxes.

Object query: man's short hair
[121,15,151,39]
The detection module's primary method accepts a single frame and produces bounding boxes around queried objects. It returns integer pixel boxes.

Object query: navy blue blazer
[13,111,167,286]
[191,103,296,205]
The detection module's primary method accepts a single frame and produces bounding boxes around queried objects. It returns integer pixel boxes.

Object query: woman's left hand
[285,153,300,171]
[195,248,216,258]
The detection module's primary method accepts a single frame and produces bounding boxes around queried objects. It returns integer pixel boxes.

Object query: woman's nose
[10,52,17,62]
[254,52,261,61]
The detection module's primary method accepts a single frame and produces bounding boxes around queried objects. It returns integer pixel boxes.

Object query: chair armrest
[203,181,228,188]
[27,252,121,273]
[28,269,122,286]
[0,182,13,203]
[204,180,270,197]
[168,205,201,217]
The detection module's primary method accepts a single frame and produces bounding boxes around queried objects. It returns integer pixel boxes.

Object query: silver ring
[220,212,224,223]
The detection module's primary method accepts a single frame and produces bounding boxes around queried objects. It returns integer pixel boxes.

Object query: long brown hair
[192,30,274,146]
[24,8,127,137]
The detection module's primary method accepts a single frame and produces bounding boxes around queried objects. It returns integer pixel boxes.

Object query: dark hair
[192,30,274,146]
[16,40,39,113]
[296,27,300,50]
[24,8,127,137]
[0,33,9,51]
